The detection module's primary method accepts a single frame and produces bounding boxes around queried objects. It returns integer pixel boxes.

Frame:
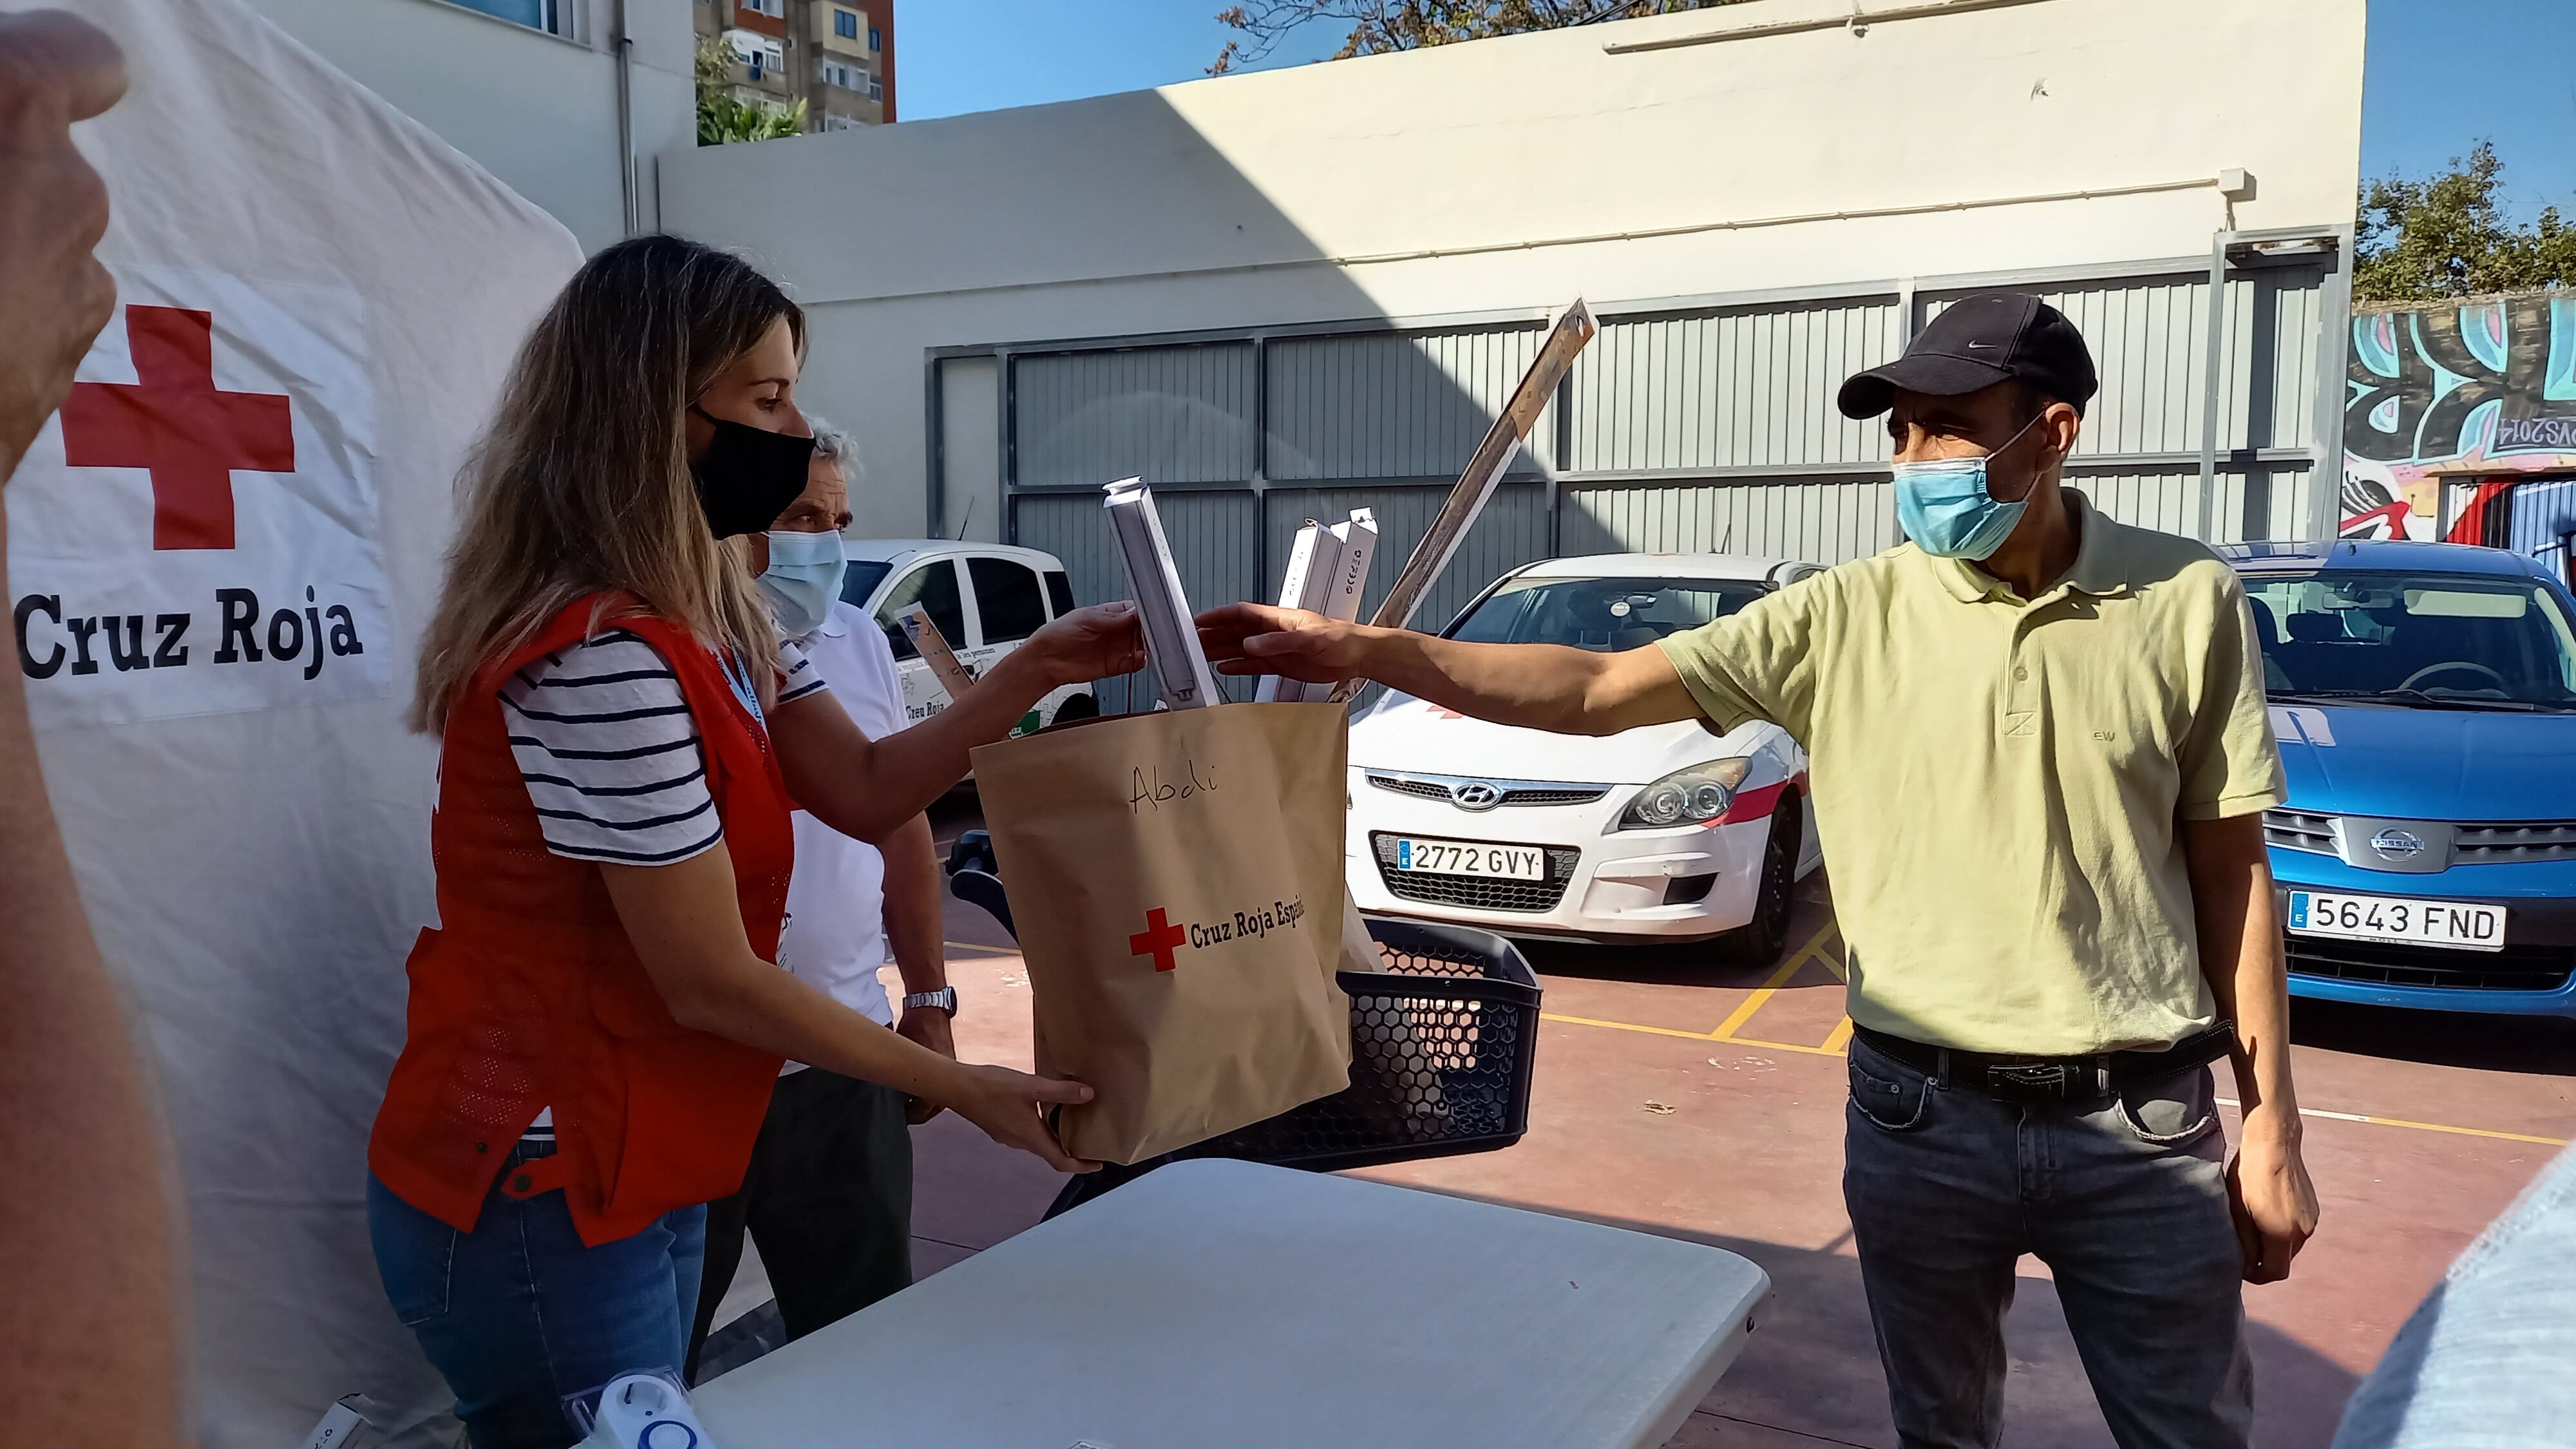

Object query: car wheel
[1054,692,1099,724]
[1721,791,1801,969]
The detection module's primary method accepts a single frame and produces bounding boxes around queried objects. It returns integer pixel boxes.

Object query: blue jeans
[368,1144,708,1449]
[1842,1034,2251,1449]
[2333,1142,2576,1446]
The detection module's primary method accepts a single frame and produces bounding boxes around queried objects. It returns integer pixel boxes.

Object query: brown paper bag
[969,701,1361,1164]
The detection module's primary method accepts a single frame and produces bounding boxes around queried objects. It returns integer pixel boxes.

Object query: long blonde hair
[412,236,806,733]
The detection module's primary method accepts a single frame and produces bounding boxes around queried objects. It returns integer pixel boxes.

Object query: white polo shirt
[777,600,910,1057]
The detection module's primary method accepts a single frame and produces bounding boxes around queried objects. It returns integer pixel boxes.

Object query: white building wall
[658,0,2364,543]
[244,0,696,254]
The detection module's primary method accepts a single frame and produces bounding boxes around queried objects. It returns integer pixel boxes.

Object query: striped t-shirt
[504,628,826,1141]
[500,628,827,866]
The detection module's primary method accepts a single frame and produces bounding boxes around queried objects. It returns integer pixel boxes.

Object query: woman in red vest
[366,236,1141,1448]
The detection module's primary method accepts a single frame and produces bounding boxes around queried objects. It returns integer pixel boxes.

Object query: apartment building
[696,0,895,130]
[807,0,893,129]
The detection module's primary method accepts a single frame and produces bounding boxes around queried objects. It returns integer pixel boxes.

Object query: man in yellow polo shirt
[1198,293,2320,1448]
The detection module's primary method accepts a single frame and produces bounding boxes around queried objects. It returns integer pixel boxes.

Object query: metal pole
[1549,359,1573,555]
[2308,226,2356,540]
[2195,232,2231,542]
[1251,337,1271,598]
[923,356,945,539]
[613,0,638,236]
[1000,352,1019,546]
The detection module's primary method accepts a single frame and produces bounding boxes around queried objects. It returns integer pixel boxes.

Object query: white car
[1345,554,1827,962]
[839,540,1099,735]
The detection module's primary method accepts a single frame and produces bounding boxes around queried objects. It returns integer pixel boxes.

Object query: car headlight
[1615,758,1752,831]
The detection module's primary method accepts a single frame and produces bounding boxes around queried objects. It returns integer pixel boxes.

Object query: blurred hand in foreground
[0,10,126,482]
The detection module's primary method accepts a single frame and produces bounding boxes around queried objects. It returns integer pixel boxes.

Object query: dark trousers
[683,1067,914,1383]
[1842,1034,2251,1449]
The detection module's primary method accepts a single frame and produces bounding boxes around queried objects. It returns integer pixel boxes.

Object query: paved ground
[715,800,2576,1446]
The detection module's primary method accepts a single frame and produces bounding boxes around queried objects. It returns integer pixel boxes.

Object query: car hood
[2271,703,2576,820]
[1349,692,1768,786]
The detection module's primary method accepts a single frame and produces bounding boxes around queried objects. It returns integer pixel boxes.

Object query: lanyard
[717,649,766,732]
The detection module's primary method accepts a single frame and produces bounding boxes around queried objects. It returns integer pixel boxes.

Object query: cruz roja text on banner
[10,263,395,728]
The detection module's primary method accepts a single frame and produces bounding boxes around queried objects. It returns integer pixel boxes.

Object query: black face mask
[690,408,816,539]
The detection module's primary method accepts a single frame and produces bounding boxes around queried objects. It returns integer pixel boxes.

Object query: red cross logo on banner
[59,305,296,551]
[1128,907,1189,972]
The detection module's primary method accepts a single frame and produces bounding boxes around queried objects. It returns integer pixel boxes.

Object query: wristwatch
[902,987,959,1018]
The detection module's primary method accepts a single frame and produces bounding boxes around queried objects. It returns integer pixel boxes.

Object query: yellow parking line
[944,940,1019,956]
[1541,1012,1736,1043]
[1718,1034,1852,1059]
[2214,1097,2569,1148]
[1821,1017,1856,1054]
[1707,921,1841,1041]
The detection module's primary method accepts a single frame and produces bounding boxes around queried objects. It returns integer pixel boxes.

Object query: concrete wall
[659,0,2365,542]
[245,0,697,254]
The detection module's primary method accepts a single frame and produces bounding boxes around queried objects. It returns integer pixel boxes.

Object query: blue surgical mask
[757,527,846,638]
[1891,413,2047,562]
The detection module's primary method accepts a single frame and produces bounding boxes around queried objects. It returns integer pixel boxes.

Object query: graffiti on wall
[2342,294,2576,540]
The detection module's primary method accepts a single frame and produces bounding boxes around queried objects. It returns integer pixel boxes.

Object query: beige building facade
[694,0,893,131]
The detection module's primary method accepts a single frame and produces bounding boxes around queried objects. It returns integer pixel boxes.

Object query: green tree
[2354,141,2576,301]
[696,37,806,146]
[1211,0,1749,74]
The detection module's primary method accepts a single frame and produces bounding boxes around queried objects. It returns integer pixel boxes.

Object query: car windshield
[2243,569,2576,711]
[1446,575,1768,652]
[838,559,892,608]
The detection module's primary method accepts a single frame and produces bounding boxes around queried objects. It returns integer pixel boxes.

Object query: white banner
[1,1,585,1444]
[12,265,395,726]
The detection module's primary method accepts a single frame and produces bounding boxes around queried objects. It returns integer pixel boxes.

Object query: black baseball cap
[1835,292,2099,420]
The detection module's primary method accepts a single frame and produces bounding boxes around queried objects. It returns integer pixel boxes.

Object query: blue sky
[898,0,2575,222]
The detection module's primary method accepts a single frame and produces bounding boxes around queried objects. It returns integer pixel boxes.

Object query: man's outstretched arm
[1196,602,1702,737]
[0,14,188,1446]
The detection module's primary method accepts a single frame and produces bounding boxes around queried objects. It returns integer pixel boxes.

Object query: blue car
[2219,539,2576,1021]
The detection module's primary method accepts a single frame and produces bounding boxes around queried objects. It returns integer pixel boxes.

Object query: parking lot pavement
[904,812,2575,1447]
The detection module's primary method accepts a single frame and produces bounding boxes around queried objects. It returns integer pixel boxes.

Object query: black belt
[1852,1022,2237,1102]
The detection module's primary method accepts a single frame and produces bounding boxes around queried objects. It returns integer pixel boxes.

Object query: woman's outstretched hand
[940,1063,1100,1174]
[1024,602,1146,687]
[1196,602,1367,684]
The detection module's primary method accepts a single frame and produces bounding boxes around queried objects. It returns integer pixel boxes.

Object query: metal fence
[947,243,2344,708]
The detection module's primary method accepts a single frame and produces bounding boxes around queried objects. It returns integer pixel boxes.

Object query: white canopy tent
[6,0,582,1440]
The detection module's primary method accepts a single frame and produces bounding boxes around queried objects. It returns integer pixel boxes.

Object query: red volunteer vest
[368,594,794,1246]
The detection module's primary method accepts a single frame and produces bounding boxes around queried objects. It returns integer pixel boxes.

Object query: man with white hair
[685,416,956,1379]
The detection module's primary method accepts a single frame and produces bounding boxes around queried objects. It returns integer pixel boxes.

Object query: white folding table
[695,1158,1770,1449]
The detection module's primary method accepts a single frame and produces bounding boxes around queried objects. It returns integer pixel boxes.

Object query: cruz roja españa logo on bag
[1127,898,1309,971]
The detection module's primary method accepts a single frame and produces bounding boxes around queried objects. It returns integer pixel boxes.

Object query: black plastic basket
[1189,916,1541,1172]
[944,833,1540,1179]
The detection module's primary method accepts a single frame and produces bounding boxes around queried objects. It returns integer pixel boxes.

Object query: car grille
[2262,809,2336,855]
[2286,936,2573,993]
[2265,809,2576,866]
[2455,821,2576,864]
[1370,834,1581,913]
[1364,772,1611,808]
